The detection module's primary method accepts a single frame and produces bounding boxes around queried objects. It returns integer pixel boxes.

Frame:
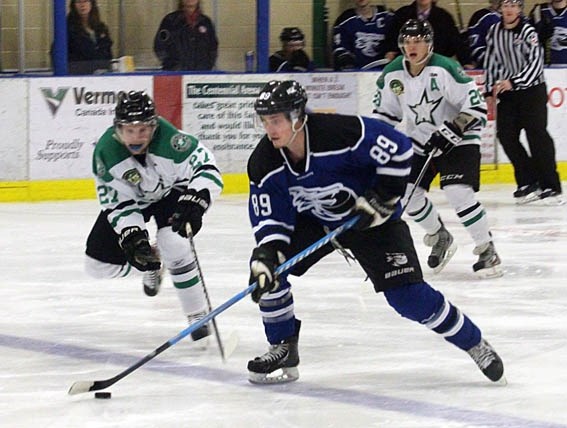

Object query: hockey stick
[360,58,391,71]
[186,226,227,362]
[400,148,437,216]
[68,215,360,395]
[454,0,465,31]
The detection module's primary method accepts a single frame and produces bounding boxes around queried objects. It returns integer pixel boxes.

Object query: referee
[484,0,563,205]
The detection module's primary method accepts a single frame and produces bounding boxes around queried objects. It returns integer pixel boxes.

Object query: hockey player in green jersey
[85,91,223,340]
[373,19,503,279]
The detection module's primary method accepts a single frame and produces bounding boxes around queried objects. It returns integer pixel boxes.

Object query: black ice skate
[142,267,163,296]
[467,338,505,383]
[142,245,163,297]
[424,221,457,273]
[538,189,565,206]
[513,183,540,205]
[188,311,211,343]
[248,321,301,384]
[473,241,503,279]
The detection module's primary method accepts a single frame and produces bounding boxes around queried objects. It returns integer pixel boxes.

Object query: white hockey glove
[249,245,286,303]
[353,190,399,230]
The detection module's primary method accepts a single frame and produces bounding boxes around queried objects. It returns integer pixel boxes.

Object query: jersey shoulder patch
[149,117,198,163]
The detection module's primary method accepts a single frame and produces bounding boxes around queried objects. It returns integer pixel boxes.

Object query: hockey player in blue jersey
[530,0,567,65]
[467,0,501,67]
[245,79,505,385]
[332,0,394,70]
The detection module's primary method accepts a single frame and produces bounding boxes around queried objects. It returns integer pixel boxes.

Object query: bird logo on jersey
[409,89,442,126]
[354,32,385,57]
[552,27,567,50]
[289,183,357,222]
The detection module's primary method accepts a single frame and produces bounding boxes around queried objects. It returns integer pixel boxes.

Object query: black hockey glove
[353,189,399,230]
[249,245,286,303]
[424,121,462,155]
[171,189,210,237]
[118,226,161,272]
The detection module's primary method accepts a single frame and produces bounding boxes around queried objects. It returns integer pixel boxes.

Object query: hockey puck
[94,392,112,399]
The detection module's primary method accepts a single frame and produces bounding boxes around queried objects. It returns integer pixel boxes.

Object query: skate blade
[432,242,458,274]
[248,367,299,385]
[515,193,540,205]
[494,375,508,386]
[475,265,504,279]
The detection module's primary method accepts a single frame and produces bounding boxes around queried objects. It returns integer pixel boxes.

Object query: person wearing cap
[269,27,315,72]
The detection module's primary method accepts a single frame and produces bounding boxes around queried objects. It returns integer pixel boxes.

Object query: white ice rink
[1,184,566,428]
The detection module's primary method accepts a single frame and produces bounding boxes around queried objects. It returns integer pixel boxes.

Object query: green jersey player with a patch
[373,19,503,279]
[85,91,223,342]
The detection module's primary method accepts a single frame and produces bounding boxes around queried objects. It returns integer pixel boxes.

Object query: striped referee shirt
[483,18,545,94]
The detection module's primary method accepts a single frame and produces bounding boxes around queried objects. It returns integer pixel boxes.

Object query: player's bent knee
[85,255,128,279]
[384,282,444,323]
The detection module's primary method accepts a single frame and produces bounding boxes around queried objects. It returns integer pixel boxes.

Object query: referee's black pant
[496,83,561,193]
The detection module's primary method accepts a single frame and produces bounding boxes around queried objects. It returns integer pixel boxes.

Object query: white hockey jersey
[373,54,487,156]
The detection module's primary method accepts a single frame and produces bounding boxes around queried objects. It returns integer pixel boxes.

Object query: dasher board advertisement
[29,76,152,180]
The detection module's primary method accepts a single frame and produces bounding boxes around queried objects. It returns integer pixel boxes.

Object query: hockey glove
[249,245,286,303]
[118,226,161,272]
[353,189,399,230]
[171,189,210,237]
[424,121,462,155]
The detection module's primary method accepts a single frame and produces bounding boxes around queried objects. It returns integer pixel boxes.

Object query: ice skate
[142,245,163,296]
[423,222,457,273]
[473,241,503,279]
[188,311,211,346]
[538,189,565,206]
[467,339,506,384]
[248,335,300,384]
[513,183,540,205]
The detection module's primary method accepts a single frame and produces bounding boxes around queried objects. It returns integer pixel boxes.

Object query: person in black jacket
[385,0,473,67]
[154,0,218,71]
[269,27,315,72]
[63,0,113,75]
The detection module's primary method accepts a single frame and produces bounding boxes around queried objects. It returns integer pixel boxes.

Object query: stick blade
[68,380,96,395]
[68,379,111,395]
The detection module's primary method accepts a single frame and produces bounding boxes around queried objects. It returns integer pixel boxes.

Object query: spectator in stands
[385,0,473,68]
[154,0,218,71]
[64,0,113,75]
[529,0,567,65]
[467,0,501,67]
[270,27,315,72]
[332,0,394,70]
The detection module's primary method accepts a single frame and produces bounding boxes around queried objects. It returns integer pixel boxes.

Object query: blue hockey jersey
[247,113,413,248]
[530,2,567,65]
[467,9,501,66]
[332,6,394,70]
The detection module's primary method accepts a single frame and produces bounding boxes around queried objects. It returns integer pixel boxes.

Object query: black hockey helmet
[279,27,305,43]
[254,80,308,117]
[114,91,157,126]
[398,19,434,61]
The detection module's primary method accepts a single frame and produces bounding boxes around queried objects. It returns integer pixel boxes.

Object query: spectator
[484,0,563,205]
[385,0,473,68]
[373,19,503,278]
[529,0,567,65]
[64,0,113,75]
[467,0,501,67]
[332,0,394,70]
[269,27,315,72]
[154,0,218,71]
